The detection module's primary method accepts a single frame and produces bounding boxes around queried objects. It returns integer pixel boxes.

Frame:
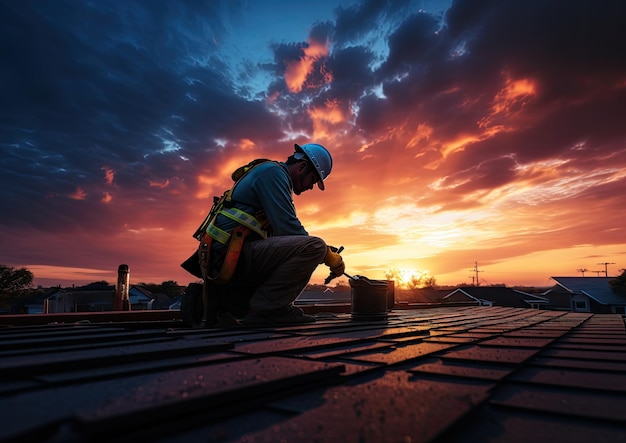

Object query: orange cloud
[102,191,112,203]
[149,179,171,188]
[69,187,87,200]
[491,75,536,115]
[477,74,537,133]
[101,167,115,185]
[26,264,115,284]
[307,99,346,139]
[239,138,256,150]
[195,174,223,199]
[195,153,256,199]
[418,133,481,171]
[284,38,331,93]
[266,90,280,104]
[406,123,433,149]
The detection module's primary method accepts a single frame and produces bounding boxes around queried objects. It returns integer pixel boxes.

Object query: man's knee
[306,236,328,262]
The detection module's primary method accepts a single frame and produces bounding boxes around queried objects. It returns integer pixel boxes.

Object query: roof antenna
[469,261,483,286]
[597,262,616,277]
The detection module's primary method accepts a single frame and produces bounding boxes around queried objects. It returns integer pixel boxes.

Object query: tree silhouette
[0,265,34,306]
[0,265,34,294]
[609,269,626,295]
[137,280,184,297]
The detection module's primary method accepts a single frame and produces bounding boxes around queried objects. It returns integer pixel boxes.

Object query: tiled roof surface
[1,306,625,442]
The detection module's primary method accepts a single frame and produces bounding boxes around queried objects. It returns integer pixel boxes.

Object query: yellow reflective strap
[206,222,230,245]
[207,226,249,284]
[219,207,267,239]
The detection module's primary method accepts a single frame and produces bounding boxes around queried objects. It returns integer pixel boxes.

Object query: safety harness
[192,159,275,284]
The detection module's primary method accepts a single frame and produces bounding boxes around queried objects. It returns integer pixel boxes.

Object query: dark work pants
[224,235,327,313]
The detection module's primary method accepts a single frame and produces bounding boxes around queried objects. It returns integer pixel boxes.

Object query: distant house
[145,292,180,310]
[442,286,549,309]
[45,285,115,313]
[399,288,453,306]
[295,289,351,306]
[129,286,157,310]
[538,285,575,311]
[546,277,626,314]
[9,291,51,314]
[45,285,157,313]
[167,295,182,311]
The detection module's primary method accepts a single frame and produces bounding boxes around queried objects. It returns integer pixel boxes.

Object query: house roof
[295,289,351,305]
[46,285,115,298]
[148,293,176,309]
[552,276,626,305]
[398,287,450,305]
[130,285,154,297]
[444,286,549,307]
[540,286,574,309]
[1,306,625,442]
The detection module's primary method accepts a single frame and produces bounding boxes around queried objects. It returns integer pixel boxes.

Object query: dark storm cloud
[333,0,415,46]
[350,1,626,190]
[270,42,308,68]
[326,46,377,102]
[449,0,626,78]
[448,0,626,107]
[381,12,442,74]
[309,21,335,46]
[0,1,281,233]
[351,11,453,135]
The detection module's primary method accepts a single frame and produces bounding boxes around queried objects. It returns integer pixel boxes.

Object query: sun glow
[384,267,434,289]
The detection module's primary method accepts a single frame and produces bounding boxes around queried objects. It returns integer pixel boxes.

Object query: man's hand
[324,246,345,277]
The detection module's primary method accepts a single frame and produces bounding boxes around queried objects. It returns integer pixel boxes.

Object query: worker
[183,143,345,326]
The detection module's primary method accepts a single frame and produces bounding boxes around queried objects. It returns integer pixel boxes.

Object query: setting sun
[384,267,435,289]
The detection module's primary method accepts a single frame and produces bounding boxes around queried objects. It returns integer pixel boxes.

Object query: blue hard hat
[294,143,332,190]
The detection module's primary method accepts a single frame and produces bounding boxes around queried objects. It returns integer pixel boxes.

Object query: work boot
[206,311,241,329]
[241,305,316,326]
[181,283,205,328]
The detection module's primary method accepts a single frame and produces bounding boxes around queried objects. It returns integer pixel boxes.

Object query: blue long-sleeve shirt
[212,161,308,248]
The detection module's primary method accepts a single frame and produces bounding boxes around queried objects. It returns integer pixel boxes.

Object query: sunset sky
[1,0,625,289]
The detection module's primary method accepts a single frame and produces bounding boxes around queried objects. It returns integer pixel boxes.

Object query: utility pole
[592,270,602,277]
[469,261,483,286]
[597,262,616,277]
[577,268,588,277]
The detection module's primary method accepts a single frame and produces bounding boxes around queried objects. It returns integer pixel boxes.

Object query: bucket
[386,280,395,311]
[349,276,389,321]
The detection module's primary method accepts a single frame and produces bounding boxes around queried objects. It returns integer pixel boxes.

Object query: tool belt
[199,224,251,284]
[183,205,266,284]
[199,203,268,283]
